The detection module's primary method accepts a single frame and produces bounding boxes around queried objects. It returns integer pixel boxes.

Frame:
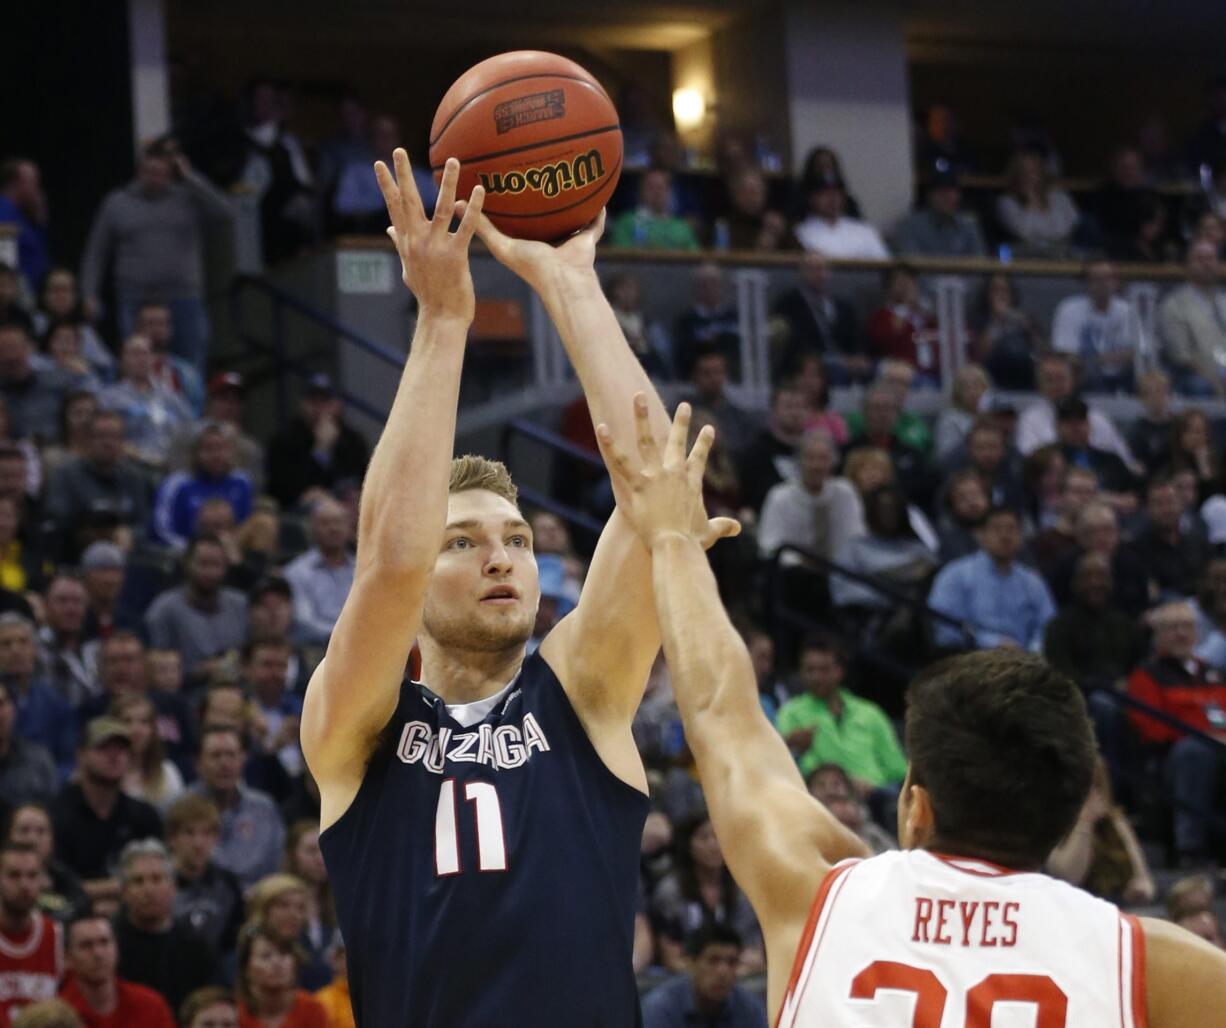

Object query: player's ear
[901,779,935,850]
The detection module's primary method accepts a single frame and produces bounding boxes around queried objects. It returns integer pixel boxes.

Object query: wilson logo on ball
[493,89,566,135]
[478,149,606,199]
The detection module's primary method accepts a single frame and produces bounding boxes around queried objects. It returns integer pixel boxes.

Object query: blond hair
[449,455,518,506]
[11,1000,83,1028]
[246,872,310,921]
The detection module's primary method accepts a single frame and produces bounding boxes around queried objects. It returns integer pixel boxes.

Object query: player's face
[423,490,539,654]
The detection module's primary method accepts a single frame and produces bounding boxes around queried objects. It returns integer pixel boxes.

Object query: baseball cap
[305,372,335,397]
[82,716,132,749]
[208,371,244,396]
[81,541,124,571]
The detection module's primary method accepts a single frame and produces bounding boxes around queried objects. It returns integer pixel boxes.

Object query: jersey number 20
[434,779,507,875]
[851,960,1068,1027]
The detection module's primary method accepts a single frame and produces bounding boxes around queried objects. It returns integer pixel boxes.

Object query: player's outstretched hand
[375,150,484,323]
[596,393,740,551]
[461,206,605,294]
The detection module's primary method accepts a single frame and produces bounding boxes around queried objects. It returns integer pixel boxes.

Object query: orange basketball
[429,51,622,242]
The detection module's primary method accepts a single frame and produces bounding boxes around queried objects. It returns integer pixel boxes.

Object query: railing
[499,418,607,543]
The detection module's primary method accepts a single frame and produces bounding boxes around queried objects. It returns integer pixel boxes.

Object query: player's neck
[923,840,1036,873]
[417,639,525,705]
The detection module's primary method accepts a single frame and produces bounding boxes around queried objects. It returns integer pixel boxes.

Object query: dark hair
[185,532,226,561]
[0,319,30,339]
[241,637,291,663]
[180,987,237,1027]
[798,632,844,664]
[57,390,97,442]
[974,273,1018,328]
[4,802,52,843]
[197,722,246,757]
[807,762,852,793]
[864,484,914,540]
[687,922,743,958]
[982,504,1021,527]
[64,910,109,947]
[904,650,1095,868]
[0,161,32,192]
[237,922,302,1008]
[673,811,738,916]
[0,840,38,865]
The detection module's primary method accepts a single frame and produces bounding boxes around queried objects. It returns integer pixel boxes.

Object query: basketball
[429,50,623,242]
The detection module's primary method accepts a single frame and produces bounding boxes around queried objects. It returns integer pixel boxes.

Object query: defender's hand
[376,150,484,323]
[465,207,606,295]
[595,393,740,551]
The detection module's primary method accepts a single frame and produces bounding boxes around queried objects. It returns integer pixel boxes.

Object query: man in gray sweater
[80,142,232,377]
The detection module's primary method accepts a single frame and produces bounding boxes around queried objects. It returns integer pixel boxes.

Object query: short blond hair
[11,1000,83,1028]
[449,455,518,506]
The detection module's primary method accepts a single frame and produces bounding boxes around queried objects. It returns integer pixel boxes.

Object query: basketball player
[303,151,741,1026]
[596,396,1226,1027]
[0,843,63,1027]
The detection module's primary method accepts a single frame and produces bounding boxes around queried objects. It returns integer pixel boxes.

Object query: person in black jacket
[264,374,369,510]
[770,251,867,384]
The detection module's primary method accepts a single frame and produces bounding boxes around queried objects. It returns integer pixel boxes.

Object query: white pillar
[128,0,170,149]
[782,0,913,231]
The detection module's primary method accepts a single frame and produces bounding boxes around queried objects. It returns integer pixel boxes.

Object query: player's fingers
[709,516,742,540]
[686,423,715,487]
[665,402,691,468]
[592,207,607,242]
[375,161,406,235]
[433,158,461,230]
[470,210,511,259]
[633,393,661,468]
[454,185,486,244]
[595,423,635,482]
[391,149,426,228]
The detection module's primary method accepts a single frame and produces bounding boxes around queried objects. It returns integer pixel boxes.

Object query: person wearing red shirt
[0,843,63,1027]
[58,914,172,1028]
[236,925,326,1028]
[1126,600,1226,864]
[865,264,939,387]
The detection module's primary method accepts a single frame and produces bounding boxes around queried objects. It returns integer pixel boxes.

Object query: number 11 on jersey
[435,779,508,876]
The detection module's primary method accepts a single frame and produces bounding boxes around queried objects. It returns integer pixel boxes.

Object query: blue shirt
[641,976,767,1028]
[12,678,76,777]
[282,549,355,645]
[151,470,254,549]
[928,550,1056,651]
[0,196,49,289]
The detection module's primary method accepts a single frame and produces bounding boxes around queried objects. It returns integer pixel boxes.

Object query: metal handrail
[1090,685,1226,756]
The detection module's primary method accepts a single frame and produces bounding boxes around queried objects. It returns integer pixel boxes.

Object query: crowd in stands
[2,77,1226,1028]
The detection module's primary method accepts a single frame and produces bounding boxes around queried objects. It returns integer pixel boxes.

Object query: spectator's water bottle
[713,218,731,251]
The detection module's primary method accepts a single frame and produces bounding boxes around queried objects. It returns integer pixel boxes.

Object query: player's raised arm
[596,396,868,1014]
[302,153,485,829]
[468,211,737,765]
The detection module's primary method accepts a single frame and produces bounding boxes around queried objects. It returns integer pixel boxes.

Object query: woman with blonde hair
[997,149,1080,257]
[245,874,332,991]
[842,447,938,550]
[235,923,327,1028]
[934,364,991,459]
[112,693,184,808]
[283,822,337,988]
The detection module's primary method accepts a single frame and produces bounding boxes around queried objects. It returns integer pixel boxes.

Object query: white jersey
[778,849,1146,1028]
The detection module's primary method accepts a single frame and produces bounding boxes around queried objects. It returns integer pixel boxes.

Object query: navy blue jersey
[319,651,649,1027]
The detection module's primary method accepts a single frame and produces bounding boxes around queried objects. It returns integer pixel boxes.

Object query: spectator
[1051,261,1139,393]
[649,812,763,975]
[600,273,672,380]
[34,574,94,708]
[0,615,73,774]
[311,941,352,1028]
[77,543,136,644]
[113,839,217,1013]
[190,725,284,889]
[608,168,699,250]
[679,350,758,456]
[1015,353,1134,465]
[152,424,253,551]
[80,142,232,377]
[640,924,767,1028]
[842,384,933,510]
[914,104,977,176]
[807,764,896,854]
[1043,552,1142,686]
[996,149,1080,257]
[1117,192,1178,264]
[865,265,940,386]
[316,95,371,196]
[1127,476,1212,599]
[170,374,263,488]
[282,499,353,647]
[234,923,328,1028]
[953,418,1026,512]
[1053,398,1138,508]
[774,634,907,786]
[796,147,864,218]
[145,536,247,689]
[937,469,990,562]
[1166,408,1220,505]
[245,874,331,991]
[894,168,987,257]
[100,336,193,471]
[179,989,240,1028]
[0,162,48,293]
[970,273,1041,391]
[770,252,865,384]
[1126,601,1226,864]
[0,494,49,597]
[40,392,97,482]
[779,353,845,445]
[265,376,368,511]
[843,447,938,552]
[715,167,791,252]
[1046,758,1155,904]
[929,506,1056,651]
[0,269,32,339]
[50,718,162,916]
[794,174,889,259]
[44,410,149,557]
[331,114,430,230]
[737,384,808,512]
[283,822,337,987]
[1158,239,1226,396]
[0,323,70,444]
[0,842,63,1025]
[243,640,301,778]
[0,682,56,808]
[1095,146,1159,258]
[757,429,864,565]
[1186,74,1226,176]
[673,264,740,379]
[246,576,313,696]
[1031,466,1099,579]
[164,795,243,960]
[59,914,174,1027]
[1129,370,1176,474]
[112,695,184,810]
[32,270,113,382]
[39,322,99,395]
[131,303,205,415]
[191,498,263,594]
[4,803,89,924]
[935,364,990,460]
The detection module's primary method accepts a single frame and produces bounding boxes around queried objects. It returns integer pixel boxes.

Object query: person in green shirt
[608,168,700,251]
[842,359,933,455]
[773,635,908,790]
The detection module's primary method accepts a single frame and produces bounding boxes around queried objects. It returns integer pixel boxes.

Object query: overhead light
[672,88,706,130]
